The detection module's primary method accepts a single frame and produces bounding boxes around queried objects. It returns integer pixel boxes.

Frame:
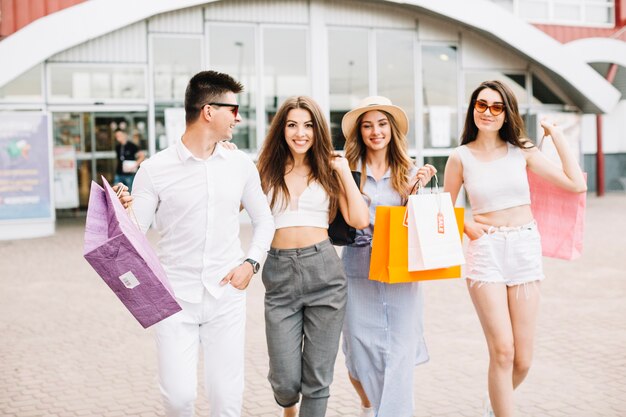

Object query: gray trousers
[262,239,347,417]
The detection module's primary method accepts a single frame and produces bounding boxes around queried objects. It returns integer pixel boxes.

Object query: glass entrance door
[52,110,148,209]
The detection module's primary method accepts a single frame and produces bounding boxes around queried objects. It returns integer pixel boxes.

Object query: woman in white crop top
[444,81,587,417]
[256,96,369,417]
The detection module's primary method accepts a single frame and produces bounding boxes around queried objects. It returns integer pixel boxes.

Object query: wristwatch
[244,258,260,274]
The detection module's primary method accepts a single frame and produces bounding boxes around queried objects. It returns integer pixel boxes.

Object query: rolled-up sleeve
[129,165,158,234]
[240,160,274,263]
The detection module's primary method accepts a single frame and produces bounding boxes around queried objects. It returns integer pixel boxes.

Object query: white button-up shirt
[131,139,274,302]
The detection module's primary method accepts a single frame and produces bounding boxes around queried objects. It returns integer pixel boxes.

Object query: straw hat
[341,96,409,139]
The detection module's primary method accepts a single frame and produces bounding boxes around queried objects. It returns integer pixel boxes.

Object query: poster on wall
[0,112,52,222]
[429,106,452,148]
[53,146,79,209]
[164,107,186,149]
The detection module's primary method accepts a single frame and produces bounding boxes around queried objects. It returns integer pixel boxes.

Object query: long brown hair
[461,80,530,148]
[257,96,341,221]
[344,110,414,200]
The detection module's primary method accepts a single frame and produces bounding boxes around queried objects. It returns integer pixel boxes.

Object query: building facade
[0,0,623,238]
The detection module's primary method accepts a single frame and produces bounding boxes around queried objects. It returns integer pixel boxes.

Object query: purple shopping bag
[83,177,181,328]
[528,170,586,260]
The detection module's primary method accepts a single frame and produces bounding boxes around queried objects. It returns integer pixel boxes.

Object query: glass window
[423,156,451,186]
[422,45,458,149]
[491,0,614,25]
[153,37,202,102]
[585,2,614,24]
[49,65,146,102]
[263,27,309,128]
[518,0,549,20]
[0,64,43,102]
[531,75,565,105]
[465,72,527,105]
[328,29,369,150]
[490,0,514,11]
[209,25,257,150]
[377,31,415,145]
[554,2,581,21]
[53,113,92,153]
[491,0,513,12]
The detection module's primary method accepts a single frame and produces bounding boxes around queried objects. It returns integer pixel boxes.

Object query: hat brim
[341,104,409,139]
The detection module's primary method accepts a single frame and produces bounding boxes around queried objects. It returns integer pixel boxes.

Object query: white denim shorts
[465,221,544,286]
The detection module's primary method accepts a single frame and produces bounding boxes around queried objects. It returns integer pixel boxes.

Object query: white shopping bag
[407,191,465,271]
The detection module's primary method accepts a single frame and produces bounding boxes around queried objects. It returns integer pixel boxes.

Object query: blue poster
[0,112,52,221]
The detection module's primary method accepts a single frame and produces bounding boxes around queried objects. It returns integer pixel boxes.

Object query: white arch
[564,37,626,67]
[0,0,212,86]
[0,0,620,113]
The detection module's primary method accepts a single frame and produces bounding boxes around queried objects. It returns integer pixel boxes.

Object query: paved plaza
[1,194,625,417]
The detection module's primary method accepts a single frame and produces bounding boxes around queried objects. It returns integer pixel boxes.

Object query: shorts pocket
[466,234,494,276]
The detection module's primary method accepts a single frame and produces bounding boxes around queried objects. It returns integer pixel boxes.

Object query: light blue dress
[341,165,429,417]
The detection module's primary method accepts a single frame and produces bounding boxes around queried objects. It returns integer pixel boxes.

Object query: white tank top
[455,143,531,214]
[269,180,330,229]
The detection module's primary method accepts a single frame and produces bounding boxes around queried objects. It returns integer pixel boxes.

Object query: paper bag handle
[115,183,140,230]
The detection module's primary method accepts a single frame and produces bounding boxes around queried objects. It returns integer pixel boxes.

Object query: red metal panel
[48,0,62,12]
[0,0,85,38]
[29,0,48,22]
[0,0,16,37]
[533,24,625,43]
[15,0,32,30]
[618,0,626,27]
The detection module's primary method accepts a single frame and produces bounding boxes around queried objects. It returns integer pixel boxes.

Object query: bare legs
[282,405,297,417]
[349,374,372,409]
[468,281,541,417]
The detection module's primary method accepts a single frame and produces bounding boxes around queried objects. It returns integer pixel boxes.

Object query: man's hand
[219,262,254,290]
[112,183,133,209]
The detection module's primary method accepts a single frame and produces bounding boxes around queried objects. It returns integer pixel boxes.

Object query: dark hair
[257,96,341,222]
[461,80,530,148]
[114,128,125,134]
[184,70,243,124]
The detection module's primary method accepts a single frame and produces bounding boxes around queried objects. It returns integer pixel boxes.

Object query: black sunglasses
[205,102,239,117]
[474,100,505,116]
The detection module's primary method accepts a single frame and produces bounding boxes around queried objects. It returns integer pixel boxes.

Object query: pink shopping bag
[527,170,586,260]
[83,177,181,328]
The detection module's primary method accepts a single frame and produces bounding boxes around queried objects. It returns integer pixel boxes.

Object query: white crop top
[456,143,531,214]
[270,181,330,229]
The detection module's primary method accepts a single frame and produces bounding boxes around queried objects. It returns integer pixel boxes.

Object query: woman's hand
[331,155,351,174]
[539,119,564,139]
[527,120,587,193]
[465,221,488,241]
[411,164,437,192]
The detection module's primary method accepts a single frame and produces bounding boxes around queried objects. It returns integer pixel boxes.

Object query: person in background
[256,96,369,417]
[340,96,436,417]
[114,128,145,192]
[444,80,586,417]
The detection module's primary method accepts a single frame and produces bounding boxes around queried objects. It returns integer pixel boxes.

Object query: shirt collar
[176,137,228,162]
[360,159,391,180]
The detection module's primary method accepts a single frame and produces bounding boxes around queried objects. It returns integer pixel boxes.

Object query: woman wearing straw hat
[341,96,436,417]
[257,96,370,417]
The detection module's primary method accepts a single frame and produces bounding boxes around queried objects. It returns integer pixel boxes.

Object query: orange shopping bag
[369,206,464,283]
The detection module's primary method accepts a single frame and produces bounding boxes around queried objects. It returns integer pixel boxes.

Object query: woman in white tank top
[444,81,587,417]
[256,96,369,417]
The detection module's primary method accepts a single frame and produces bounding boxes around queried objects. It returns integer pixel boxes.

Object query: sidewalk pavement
[1,194,625,417]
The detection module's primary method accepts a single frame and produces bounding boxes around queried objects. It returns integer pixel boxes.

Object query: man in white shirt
[118,71,274,417]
